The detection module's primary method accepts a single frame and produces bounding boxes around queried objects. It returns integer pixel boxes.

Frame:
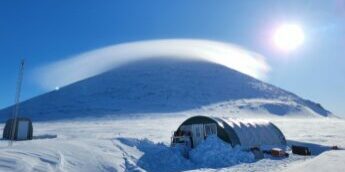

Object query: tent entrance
[172,123,218,148]
[17,121,29,140]
[191,124,204,147]
[182,123,217,148]
[204,123,217,136]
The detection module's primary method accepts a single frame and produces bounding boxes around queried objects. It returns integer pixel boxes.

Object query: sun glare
[273,24,304,51]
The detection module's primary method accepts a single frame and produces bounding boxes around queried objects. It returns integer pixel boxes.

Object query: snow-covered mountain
[0,58,331,121]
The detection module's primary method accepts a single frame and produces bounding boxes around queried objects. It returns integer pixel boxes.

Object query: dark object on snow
[33,134,57,140]
[3,117,33,140]
[331,145,339,150]
[263,148,289,158]
[292,145,311,156]
[250,147,264,160]
[271,148,288,157]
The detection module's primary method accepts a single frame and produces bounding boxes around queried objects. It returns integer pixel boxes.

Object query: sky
[0,0,344,116]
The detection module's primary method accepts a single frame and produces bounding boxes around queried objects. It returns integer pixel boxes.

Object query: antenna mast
[9,59,25,146]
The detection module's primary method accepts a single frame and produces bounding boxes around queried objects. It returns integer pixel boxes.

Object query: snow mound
[115,137,195,172]
[284,150,345,172]
[189,135,255,168]
[116,136,255,172]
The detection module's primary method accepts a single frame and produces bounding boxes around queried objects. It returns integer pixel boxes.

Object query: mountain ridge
[0,57,331,121]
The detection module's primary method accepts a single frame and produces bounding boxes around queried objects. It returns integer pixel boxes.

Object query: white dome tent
[171,116,286,149]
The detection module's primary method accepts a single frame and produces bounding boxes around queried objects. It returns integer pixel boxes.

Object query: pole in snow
[9,59,25,146]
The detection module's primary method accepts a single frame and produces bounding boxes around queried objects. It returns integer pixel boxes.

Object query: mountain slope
[0,58,331,121]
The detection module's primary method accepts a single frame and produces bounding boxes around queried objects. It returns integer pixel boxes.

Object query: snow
[114,137,194,172]
[0,115,344,172]
[284,150,345,172]
[189,135,254,168]
[0,139,121,171]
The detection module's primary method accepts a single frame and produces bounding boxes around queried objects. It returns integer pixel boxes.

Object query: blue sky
[1,0,344,116]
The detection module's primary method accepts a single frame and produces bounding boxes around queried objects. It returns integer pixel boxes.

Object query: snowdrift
[284,150,345,172]
[189,135,254,168]
[115,136,254,172]
[0,58,331,121]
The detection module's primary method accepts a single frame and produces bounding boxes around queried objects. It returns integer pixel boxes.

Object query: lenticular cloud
[34,39,270,90]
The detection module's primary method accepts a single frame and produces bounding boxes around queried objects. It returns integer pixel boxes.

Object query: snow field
[0,114,344,172]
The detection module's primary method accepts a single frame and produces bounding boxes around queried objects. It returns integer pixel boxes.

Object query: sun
[273,24,305,51]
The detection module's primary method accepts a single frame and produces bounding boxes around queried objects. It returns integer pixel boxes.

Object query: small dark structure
[171,116,286,149]
[3,117,33,140]
[292,145,311,156]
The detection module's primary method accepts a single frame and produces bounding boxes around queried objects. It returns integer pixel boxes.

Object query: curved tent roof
[177,116,286,148]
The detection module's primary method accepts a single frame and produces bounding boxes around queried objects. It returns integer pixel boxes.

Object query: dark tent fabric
[176,116,286,148]
[3,117,33,140]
